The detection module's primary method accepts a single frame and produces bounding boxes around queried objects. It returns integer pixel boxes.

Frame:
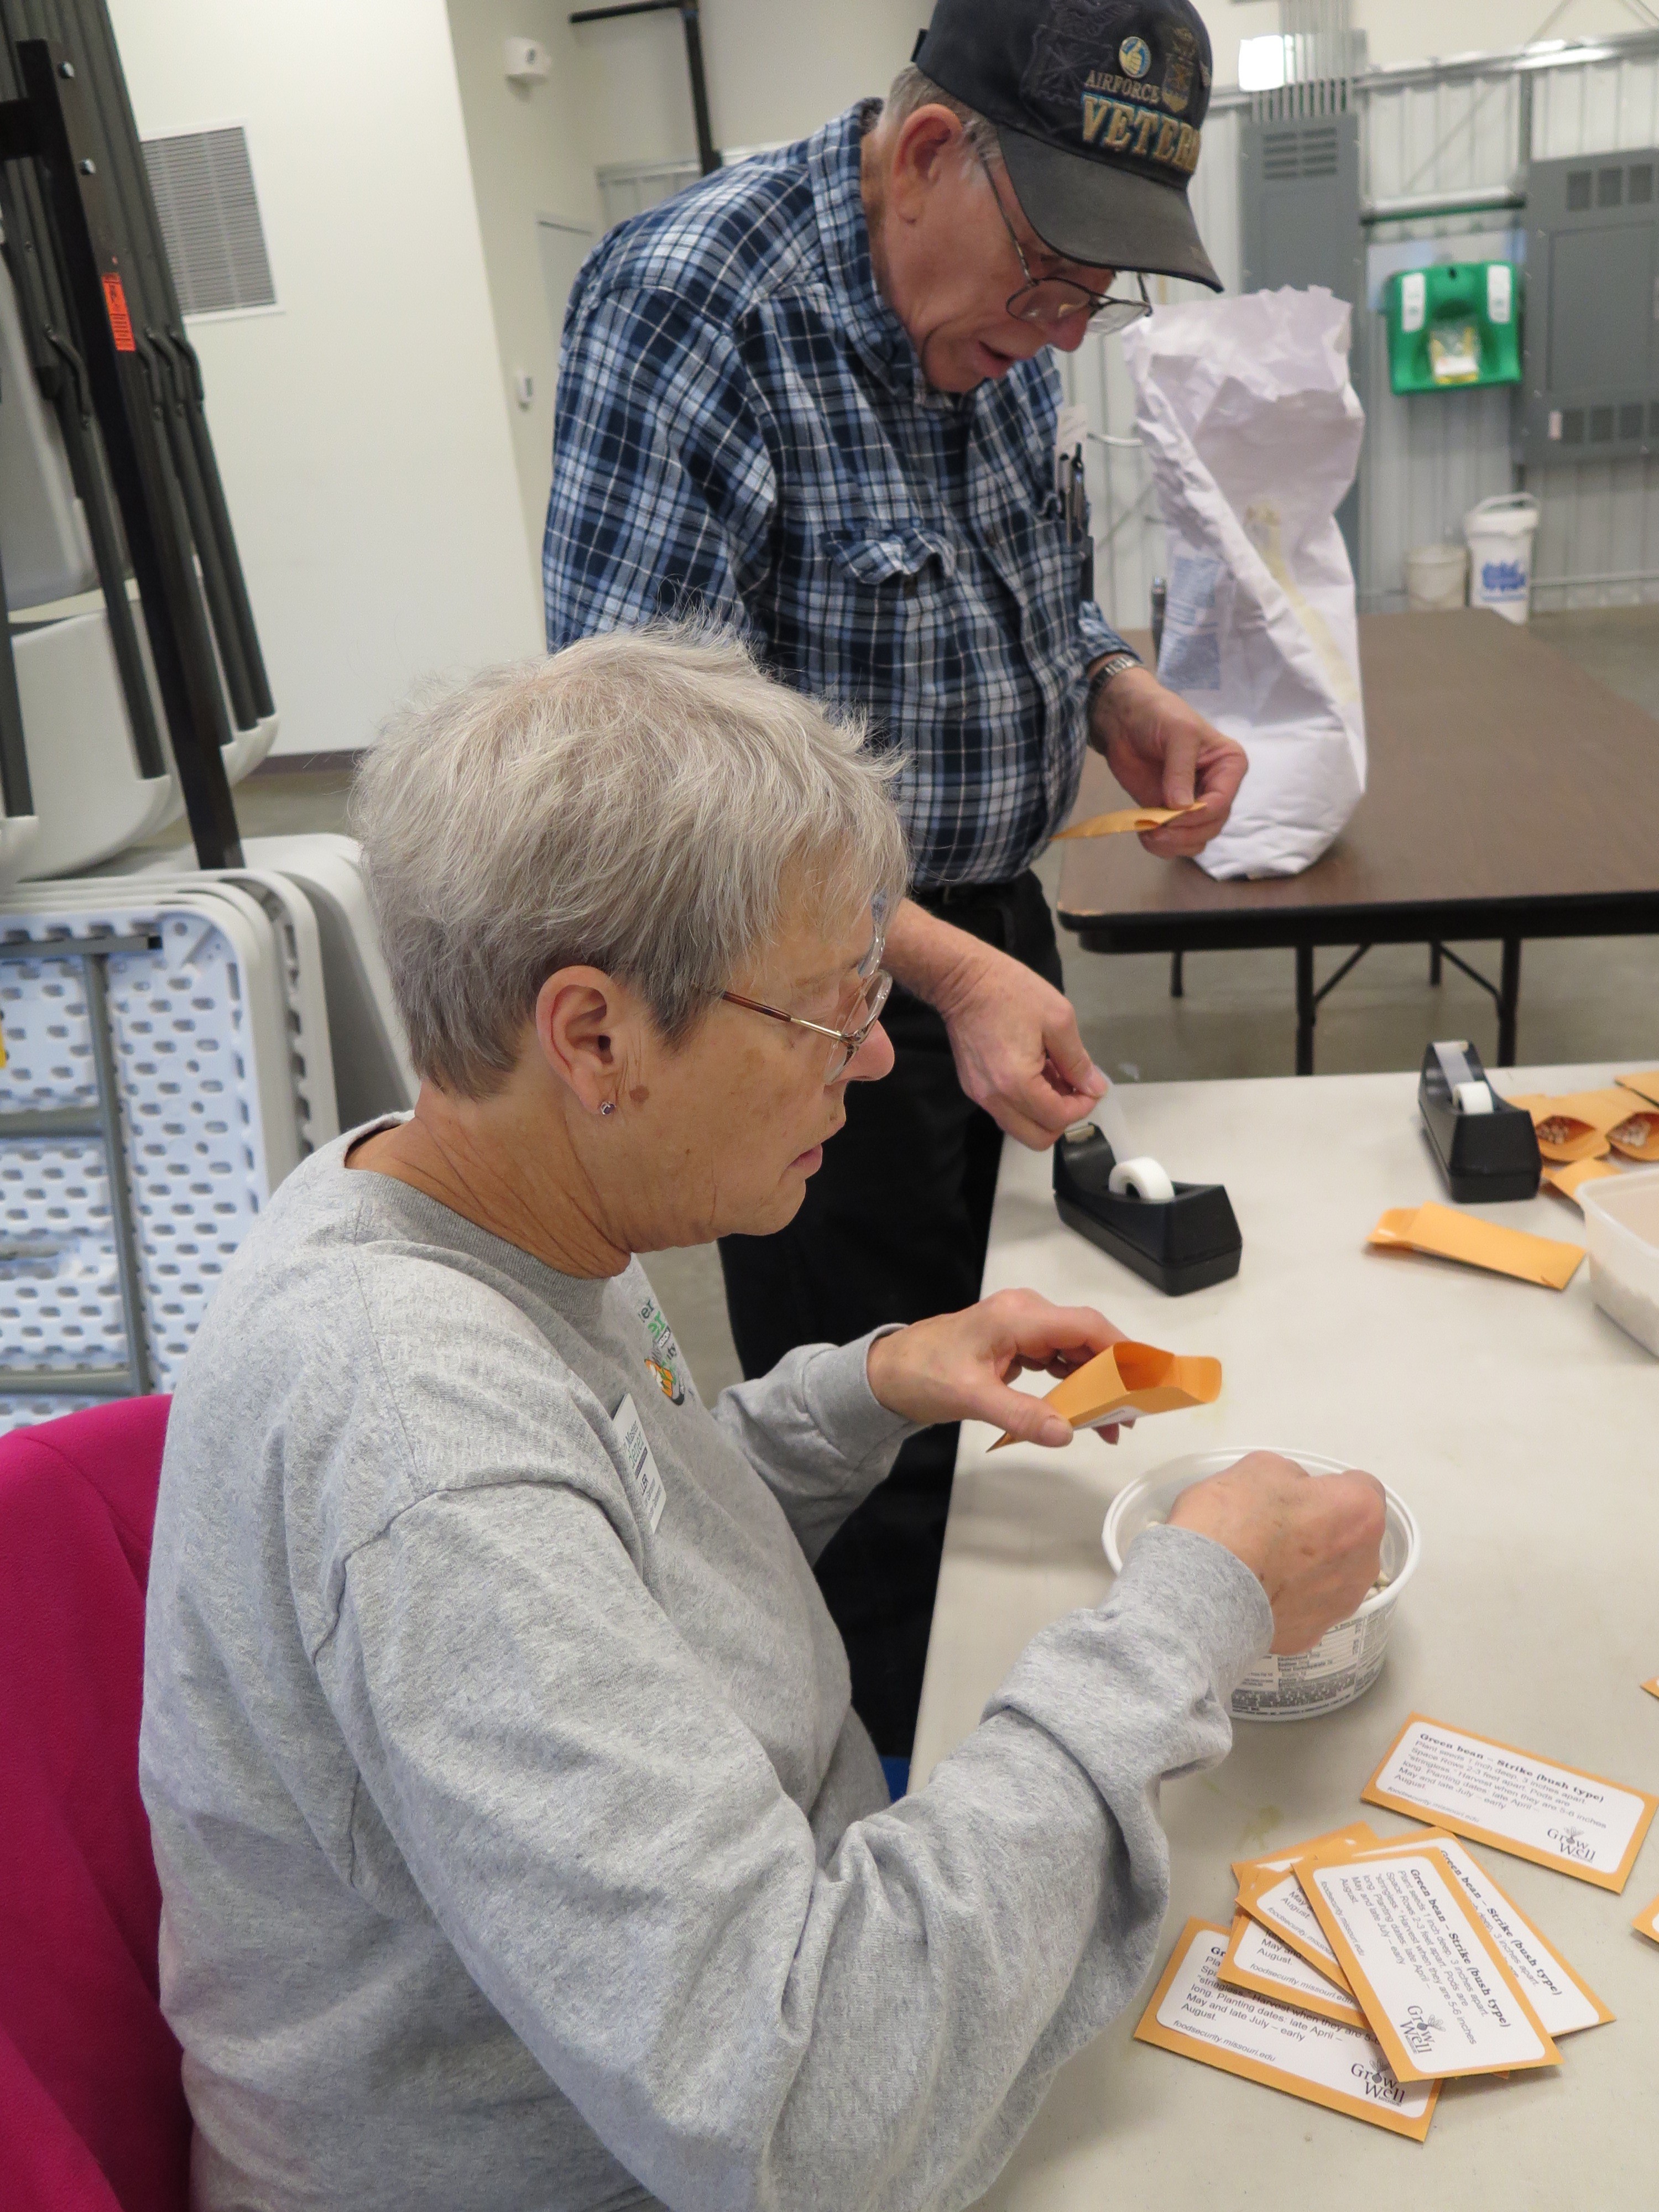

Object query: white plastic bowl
[1102,1447,1420,1723]
[1580,1165,1659,1359]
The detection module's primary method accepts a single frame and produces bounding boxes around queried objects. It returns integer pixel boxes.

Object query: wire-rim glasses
[978,148,1153,337]
[721,931,893,1081]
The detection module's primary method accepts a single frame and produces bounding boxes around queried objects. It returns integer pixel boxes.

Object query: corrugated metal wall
[1065,40,1659,635]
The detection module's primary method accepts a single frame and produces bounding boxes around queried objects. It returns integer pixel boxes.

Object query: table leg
[1170,951,1184,999]
[1498,938,1522,1065]
[1295,943,1315,1076]
[1429,942,1443,986]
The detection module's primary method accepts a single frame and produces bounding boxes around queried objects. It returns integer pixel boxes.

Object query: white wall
[565,0,920,169]
[110,0,542,757]
[1212,1,1644,86]
[446,0,604,564]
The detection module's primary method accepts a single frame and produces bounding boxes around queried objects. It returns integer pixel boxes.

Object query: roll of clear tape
[1108,1155,1176,1204]
[1454,1079,1494,1115]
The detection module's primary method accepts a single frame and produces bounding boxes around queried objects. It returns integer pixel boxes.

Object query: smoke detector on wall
[505,38,551,85]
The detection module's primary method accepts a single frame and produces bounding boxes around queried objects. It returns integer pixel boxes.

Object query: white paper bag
[1123,288,1366,879]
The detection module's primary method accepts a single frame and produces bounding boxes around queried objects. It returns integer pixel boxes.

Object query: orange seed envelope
[1218,1911,1369,2031]
[1051,802,1204,841]
[1618,1070,1659,1110]
[1509,1087,1658,1162]
[1230,1820,1378,1889]
[1235,1861,1357,1992]
[1362,1714,1659,1892]
[1296,1845,1560,2083]
[1634,1892,1659,1946]
[1368,1202,1583,1290]
[1306,1830,1611,2039]
[1543,1155,1622,1207]
[993,1340,1221,1448]
[1134,1920,1437,2140]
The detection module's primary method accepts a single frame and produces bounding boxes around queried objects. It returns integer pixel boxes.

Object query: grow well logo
[1546,1824,1595,1865]
[1350,2060,1407,2106]
[1397,2004,1447,2059]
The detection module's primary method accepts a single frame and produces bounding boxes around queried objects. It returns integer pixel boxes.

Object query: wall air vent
[140,126,276,317]
[1260,124,1339,182]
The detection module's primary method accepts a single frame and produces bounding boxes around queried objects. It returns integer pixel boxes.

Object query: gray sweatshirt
[140,1126,1271,2212]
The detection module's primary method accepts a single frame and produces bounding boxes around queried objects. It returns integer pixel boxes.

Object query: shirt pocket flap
[828,527,958,585]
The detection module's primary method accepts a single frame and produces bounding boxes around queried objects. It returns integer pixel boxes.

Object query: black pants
[718,870,1065,1756]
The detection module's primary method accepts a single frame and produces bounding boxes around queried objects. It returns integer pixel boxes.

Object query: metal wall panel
[1067,45,1659,629]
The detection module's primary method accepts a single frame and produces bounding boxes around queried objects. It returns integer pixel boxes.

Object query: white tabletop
[910,1064,1659,2205]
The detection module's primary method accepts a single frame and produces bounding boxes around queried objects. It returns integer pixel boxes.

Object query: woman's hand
[865,1290,1125,1447]
[1168,1451,1387,1653]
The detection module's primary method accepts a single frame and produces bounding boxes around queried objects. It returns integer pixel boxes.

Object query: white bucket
[1463,493,1540,625]
[1405,541,1468,611]
[1102,1447,1420,1722]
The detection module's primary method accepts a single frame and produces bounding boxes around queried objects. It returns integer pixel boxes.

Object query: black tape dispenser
[1418,1038,1541,1203]
[1053,1114,1242,1296]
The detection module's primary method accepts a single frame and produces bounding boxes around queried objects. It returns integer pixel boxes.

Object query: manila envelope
[1052,802,1203,841]
[993,1340,1221,1448]
[1368,1202,1584,1291]
[1509,1087,1659,1163]
[1542,1155,1622,1207]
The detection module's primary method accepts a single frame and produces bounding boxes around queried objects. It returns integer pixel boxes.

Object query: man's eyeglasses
[721,927,893,1081]
[978,149,1152,337]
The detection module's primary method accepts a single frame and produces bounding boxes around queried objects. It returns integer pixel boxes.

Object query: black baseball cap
[911,0,1222,291]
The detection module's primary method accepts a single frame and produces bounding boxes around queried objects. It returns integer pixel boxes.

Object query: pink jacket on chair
[0,1397,190,2212]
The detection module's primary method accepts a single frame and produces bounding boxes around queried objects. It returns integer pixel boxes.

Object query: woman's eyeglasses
[721,930,893,1081]
[978,148,1152,337]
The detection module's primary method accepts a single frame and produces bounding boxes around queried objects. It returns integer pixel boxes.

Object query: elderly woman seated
[141,627,1382,2212]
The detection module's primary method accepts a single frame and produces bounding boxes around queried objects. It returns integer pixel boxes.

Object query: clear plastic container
[1102,1448,1420,1723]
[1580,1166,1659,1359]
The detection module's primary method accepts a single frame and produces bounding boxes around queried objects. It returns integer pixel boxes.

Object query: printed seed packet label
[1634,1892,1659,1946]
[1362,1714,1659,1891]
[1235,1866,1355,1993]
[1330,1832,1611,2038]
[1230,1820,1378,1888]
[1299,1848,1559,2083]
[1135,1921,1437,2141]
[1220,1913,1368,2030]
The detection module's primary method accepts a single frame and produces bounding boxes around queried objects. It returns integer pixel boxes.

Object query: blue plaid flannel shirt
[543,103,1132,890]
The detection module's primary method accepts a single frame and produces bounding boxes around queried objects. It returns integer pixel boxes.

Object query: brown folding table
[1057,608,1659,1072]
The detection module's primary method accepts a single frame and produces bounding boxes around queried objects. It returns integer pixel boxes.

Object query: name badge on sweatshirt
[611,1392,666,1533]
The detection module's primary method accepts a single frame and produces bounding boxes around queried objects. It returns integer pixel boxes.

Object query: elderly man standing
[545,0,1246,1759]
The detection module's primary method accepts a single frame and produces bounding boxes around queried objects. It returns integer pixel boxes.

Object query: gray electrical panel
[1239,111,1366,565]
[1522,147,1659,467]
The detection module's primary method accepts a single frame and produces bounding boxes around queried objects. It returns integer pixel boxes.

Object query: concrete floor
[197,607,1659,1400]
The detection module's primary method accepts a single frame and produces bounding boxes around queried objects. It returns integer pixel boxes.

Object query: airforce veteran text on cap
[913,0,1222,290]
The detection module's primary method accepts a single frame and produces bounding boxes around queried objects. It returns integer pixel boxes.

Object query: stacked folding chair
[0,846,415,1430]
[0,5,420,1427]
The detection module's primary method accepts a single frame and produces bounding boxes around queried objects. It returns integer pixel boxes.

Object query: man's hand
[867,1290,1125,1446]
[1167,1451,1386,1653]
[1091,663,1248,859]
[885,898,1106,1150]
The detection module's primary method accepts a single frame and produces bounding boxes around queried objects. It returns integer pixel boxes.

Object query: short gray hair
[881,64,1002,167]
[351,625,910,1098]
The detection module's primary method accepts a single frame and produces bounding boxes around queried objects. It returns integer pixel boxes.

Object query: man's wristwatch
[1086,651,1140,723]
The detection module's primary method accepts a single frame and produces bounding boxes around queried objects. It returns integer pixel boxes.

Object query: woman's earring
[599,1101,616,1118]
